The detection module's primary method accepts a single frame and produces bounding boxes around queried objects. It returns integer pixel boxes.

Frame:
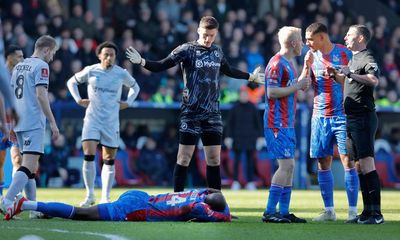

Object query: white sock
[349,206,357,213]
[24,179,37,201]
[82,161,96,198]
[101,164,115,201]
[22,200,38,211]
[5,171,29,205]
[325,207,335,212]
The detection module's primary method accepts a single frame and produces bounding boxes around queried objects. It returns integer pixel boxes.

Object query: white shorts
[82,120,119,148]
[15,128,45,154]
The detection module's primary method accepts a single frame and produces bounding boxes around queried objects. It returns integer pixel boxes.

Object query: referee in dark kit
[327,24,384,225]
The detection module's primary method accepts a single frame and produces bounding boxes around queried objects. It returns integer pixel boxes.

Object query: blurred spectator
[224,88,263,190]
[121,121,137,150]
[48,15,66,37]
[136,136,168,185]
[68,4,85,31]
[159,124,179,184]
[389,127,400,153]
[40,134,71,187]
[241,81,265,105]
[151,85,174,104]
[134,7,159,46]
[48,59,69,101]
[245,41,265,72]
[76,38,97,66]
[81,10,97,39]
[156,0,181,24]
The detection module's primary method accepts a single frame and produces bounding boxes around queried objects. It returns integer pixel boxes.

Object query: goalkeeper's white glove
[126,46,144,65]
[248,66,265,84]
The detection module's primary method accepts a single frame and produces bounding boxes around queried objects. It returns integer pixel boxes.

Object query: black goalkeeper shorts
[179,113,222,146]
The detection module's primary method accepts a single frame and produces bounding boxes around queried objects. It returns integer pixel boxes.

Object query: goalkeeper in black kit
[126,16,264,192]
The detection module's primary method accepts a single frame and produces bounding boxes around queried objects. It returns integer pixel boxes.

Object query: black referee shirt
[344,49,379,115]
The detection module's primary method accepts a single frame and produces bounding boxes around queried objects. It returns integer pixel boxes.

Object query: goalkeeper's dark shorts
[179,113,222,146]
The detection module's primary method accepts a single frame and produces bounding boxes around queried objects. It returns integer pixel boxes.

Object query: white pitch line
[1,226,134,240]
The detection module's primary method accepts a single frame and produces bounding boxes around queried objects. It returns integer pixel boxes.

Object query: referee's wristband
[346,72,352,78]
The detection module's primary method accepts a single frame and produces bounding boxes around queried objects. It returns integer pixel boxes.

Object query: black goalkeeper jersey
[144,41,249,118]
[344,49,379,115]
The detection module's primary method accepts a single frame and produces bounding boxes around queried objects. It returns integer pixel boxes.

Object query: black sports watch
[346,72,352,78]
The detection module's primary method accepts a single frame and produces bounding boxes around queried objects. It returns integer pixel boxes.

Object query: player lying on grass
[4,188,231,222]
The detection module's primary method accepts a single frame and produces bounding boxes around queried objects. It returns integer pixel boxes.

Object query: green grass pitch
[0,188,399,240]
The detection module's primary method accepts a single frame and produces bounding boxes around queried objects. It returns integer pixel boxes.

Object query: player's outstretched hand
[248,66,265,84]
[126,46,142,64]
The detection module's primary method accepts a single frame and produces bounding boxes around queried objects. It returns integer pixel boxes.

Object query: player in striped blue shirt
[262,26,310,224]
[305,23,359,222]
[5,188,231,222]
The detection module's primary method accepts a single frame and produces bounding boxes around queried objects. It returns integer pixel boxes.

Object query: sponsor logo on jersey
[93,86,118,94]
[41,68,48,77]
[214,50,220,58]
[195,60,221,68]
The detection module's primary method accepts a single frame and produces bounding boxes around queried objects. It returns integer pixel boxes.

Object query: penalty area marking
[1,226,133,240]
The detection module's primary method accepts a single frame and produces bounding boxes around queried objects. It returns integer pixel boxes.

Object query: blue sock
[318,170,334,208]
[345,168,359,208]
[0,181,4,195]
[265,184,283,214]
[279,186,292,215]
[37,202,75,219]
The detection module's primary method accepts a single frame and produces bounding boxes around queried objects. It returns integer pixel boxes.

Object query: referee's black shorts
[346,111,378,161]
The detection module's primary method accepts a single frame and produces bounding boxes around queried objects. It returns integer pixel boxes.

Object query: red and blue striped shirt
[264,53,298,129]
[310,44,352,117]
[125,189,231,222]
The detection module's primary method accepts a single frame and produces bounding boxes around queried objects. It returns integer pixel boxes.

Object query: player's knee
[17,166,32,178]
[84,155,95,162]
[103,159,115,165]
[280,161,294,174]
[206,157,220,166]
[177,151,192,166]
[177,157,191,166]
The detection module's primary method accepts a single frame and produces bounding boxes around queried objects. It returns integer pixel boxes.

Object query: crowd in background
[1,0,400,187]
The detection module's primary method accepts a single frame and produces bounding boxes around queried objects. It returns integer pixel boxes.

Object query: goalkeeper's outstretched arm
[126,46,176,72]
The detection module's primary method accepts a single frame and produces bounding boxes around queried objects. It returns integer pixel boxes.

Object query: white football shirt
[74,63,137,127]
[11,57,49,132]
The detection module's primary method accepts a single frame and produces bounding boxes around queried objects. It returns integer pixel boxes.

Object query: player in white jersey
[67,41,140,206]
[0,35,60,215]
